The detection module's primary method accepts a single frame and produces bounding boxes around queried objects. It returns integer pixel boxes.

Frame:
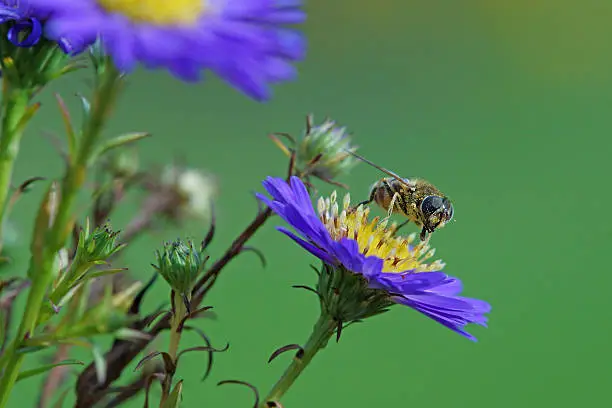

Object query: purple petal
[277,227,336,265]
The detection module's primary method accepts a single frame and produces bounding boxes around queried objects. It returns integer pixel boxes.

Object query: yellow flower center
[317,192,445,274]
[97,0,206,25]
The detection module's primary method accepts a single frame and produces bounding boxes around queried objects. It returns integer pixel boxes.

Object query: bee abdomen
[372,178,411,215]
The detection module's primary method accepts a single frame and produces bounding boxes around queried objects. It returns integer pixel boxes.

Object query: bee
[347,151,454,242]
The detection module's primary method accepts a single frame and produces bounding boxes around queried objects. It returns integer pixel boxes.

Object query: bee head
[420,195,454,233]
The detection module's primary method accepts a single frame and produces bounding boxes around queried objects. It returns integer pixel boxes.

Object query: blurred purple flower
[28,0,307,101]
[0,0,42,47]
[0,0,82,52]
[256,176,491,341]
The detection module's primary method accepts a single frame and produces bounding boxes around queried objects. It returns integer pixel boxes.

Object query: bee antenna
[343,149,412,188]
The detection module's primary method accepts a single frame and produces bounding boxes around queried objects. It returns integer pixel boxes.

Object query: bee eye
[420,196,444,218]
[443,198,454,221]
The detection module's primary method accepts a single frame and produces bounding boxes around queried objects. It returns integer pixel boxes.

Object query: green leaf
[90,132,150,163]
[161,380,183,408]
[16,359,83,381]
[85,268,127,280]
[16,345,46,355]
[48,63,87,82]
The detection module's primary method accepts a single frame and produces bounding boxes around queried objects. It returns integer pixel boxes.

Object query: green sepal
[154,240,206,296]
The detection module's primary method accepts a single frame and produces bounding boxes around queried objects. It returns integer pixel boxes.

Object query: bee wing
[345,150,415,189]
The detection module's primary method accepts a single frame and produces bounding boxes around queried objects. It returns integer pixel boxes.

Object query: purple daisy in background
[28,0,307,101]
[256,176,491,341]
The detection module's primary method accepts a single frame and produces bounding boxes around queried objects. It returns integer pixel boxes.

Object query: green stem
[160,292,187,407]
[168,293,186,362]
[0,62,121,408]
[260,313,336,407]
[0,89,30,251]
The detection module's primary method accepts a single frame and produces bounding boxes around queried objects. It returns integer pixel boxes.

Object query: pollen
[317,192,445,274]
[97,0,206,26]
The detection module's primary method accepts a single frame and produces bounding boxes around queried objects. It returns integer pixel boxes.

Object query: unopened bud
[296,115,358,180]
[153,239,205,295]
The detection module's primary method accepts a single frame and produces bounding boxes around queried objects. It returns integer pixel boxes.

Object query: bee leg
[350,199,372,212]
[394,220,411,234]
[387,192,401,218]
[419,227,429,242]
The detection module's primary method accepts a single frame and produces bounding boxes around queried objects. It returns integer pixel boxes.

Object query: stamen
[317,197,325,215]
[316,192,444,273]
[343,193,351,210]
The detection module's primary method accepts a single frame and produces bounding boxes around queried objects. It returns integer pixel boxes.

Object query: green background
[5,0,612,406]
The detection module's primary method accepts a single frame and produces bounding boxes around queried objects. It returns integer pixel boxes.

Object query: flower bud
[79,221,124,263]
[296,115,358,180]
[153,239,205,295]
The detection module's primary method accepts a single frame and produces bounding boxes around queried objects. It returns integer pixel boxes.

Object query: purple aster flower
[1,0,43,47]
[28,0,306,101]
[256,176,491,341]
[0,0,83,53]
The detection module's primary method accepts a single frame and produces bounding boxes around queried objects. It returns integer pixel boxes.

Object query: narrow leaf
[29,182,59,274]
[13,102,41,137]
[90,132,150,163]
[160,380,183,408]
[75,93,91,129]
[176,344,229,367]
[16,359,83,381]
[49,63,87,81]
[92,344,107,385]
[55,93,76,161]
[134,351,161,372]
[6,177,46,219]
[16,345,46,354]
[85,268,127,280]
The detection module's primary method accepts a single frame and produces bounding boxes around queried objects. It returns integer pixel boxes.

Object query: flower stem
[0,62,122,408]
[0,87,30,252]
[260,313,336,407]
[160,292,187,406]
